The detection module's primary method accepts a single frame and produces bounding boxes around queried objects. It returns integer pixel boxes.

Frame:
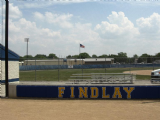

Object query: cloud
[136,13,160,40]
[33,12,73,28]
[0,3,22,19]
[7,4,99,56]
[9,3,22,19]
[9,17,61,56]
[95,11,139,40]
[34,12,44,20]
[7,3,124,57]
[9,10,141,57]
[14,1,90,9]
[18,2,53,9]
[7,2,160,57]
[45,12,73,28]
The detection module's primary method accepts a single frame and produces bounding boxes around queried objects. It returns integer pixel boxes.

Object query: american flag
[80,44,85,48]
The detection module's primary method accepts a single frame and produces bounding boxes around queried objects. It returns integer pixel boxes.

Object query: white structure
[84,58,114,65]
[22,58,114,66]
[0,44,19,97]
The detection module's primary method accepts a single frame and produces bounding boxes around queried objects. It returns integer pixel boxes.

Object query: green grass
[19,67,157,81]
[136,75,151,80]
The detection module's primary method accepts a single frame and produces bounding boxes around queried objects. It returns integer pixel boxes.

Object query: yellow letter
[79,87,88,98]
[90,87,99,98]
[70,87,75,98]
[58,87,65,98]
[112,87,122,98]
[123,87,134,99]
[102,87,110,98]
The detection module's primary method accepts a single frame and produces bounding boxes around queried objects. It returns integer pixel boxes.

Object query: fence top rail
[68,79,92,80]
[68,79,132,82]
[72,74,91,75]
[90,73,135,75]
[72,73,135,75]
[70,76,91,78]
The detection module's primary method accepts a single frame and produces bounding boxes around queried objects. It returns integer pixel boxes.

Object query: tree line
[20,52,160,63]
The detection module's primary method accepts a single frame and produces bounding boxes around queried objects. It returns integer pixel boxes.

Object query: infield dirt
[1,98,160,120]
[123,70,152,75]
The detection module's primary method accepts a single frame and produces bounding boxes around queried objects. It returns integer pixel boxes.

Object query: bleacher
[68,73,136,84]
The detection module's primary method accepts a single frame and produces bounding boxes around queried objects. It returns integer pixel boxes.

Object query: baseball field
[19,67,156,81]
[1,67,159,120]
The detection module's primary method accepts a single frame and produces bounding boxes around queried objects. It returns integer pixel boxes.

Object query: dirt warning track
[123,70,152,75]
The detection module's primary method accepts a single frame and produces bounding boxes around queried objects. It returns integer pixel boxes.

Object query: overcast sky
[1,0,160,57]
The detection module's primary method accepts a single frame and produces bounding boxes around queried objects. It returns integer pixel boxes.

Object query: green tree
[72,55,79,58]
[108,54,118,58]
[98,54,108,58]
[92,54,97,58]
[19,56,24,61]
[23,55,34,60]
[48,53,58,59]
[117,52,127,57]
[79,52,91,59]
[108,54,118,63]
[35,54,47,59]
[155,53,160,57]
[117,52,127,63]
[153,52,160,62]
[130,54,139,64]
[66,55,72,58]
[138,53,150,63]
[133,54,138,58]
[140,53,150,58]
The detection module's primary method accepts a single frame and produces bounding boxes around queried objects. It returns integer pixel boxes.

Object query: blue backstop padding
[17,85,160,99]
[19,64,160,71]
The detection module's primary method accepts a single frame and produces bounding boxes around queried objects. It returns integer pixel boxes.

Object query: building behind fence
[21,58,114,66]
[19,57,160,71]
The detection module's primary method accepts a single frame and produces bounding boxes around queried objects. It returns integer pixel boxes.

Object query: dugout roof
[0,44,20,60]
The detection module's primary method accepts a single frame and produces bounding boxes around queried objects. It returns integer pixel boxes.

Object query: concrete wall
[0,60,19,82]
[8,85,160,99]
[0,60,19,97]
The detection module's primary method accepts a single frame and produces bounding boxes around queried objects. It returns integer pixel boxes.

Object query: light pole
[24,38,29,65]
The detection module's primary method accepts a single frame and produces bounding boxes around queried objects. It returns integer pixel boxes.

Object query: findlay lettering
[58,87,135,99]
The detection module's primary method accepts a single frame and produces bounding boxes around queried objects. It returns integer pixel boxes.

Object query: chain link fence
[19,57,160,82]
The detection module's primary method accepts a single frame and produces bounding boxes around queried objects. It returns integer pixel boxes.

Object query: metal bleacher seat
[68,73,135,84]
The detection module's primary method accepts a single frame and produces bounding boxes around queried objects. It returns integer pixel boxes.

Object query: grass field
[19,67,158,81]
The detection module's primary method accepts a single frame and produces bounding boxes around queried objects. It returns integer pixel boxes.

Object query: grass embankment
[19,67,157,81]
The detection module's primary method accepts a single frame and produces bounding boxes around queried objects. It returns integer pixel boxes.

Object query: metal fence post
[58,58,59,81]
[129,57,131,74]
[105,57,106,73]
[82,58,83,79]
[35,58,36,81]
[153,57,154,70]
